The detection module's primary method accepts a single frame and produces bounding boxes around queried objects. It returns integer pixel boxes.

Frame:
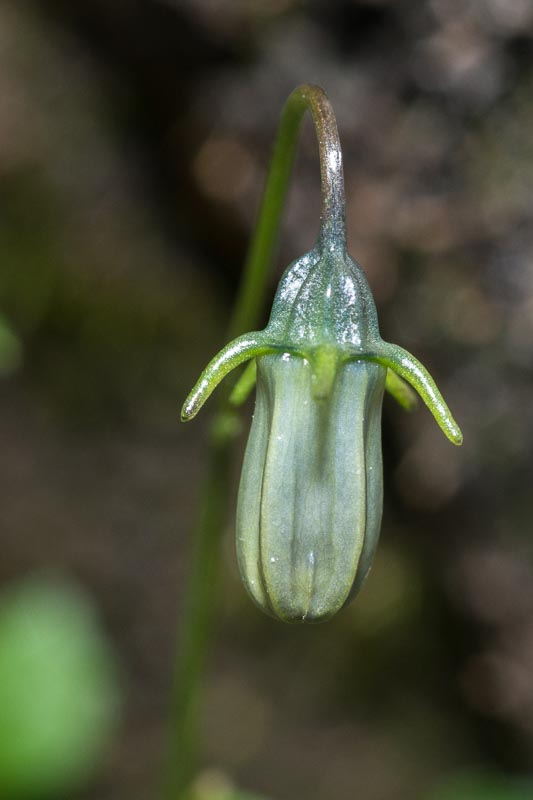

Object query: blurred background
[1,1,533,798]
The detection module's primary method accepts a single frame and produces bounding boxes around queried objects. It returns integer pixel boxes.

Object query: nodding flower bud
[181,84,462,623]
[181,243,462,623]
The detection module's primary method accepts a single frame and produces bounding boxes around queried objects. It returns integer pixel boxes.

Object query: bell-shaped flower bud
[236,353,386,623]
[181,84,462,623]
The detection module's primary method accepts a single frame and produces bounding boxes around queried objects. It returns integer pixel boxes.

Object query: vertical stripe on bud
[236,353,386,623]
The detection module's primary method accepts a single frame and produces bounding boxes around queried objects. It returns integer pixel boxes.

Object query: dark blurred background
[1,1,533,799]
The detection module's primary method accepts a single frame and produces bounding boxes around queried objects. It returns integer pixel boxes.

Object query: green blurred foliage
[0,167,216,424]
[0,577,119,798]
[429,770,533,800]
[0,313,22,376]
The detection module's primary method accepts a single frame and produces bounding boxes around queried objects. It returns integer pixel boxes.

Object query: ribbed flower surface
[236,353,386,623]
[265,247,381,353]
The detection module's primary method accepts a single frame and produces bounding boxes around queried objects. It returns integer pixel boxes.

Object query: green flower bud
[181,84,462,623]
[236,353,385,623]
[182,242,461,623]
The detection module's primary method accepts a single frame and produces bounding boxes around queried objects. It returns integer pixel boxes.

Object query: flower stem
[163,410,236,800]
[164,84,346,799]
[229,83,347,339]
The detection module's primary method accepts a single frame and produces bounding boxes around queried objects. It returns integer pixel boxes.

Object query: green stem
[229,83,346,339]
[163,409,236,800]
[164,83,347,799]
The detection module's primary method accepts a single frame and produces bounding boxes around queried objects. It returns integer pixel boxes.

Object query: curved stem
[229,83,347,339]
[296,84,346,243]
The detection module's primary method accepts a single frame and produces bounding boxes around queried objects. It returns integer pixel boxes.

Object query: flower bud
[236,352,386,623]
[181,86,462,624]
[182,240,461,623]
